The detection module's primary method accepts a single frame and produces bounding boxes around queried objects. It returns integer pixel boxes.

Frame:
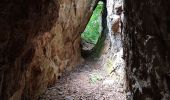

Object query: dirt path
[39,0,127,99]
[39,52,127,100]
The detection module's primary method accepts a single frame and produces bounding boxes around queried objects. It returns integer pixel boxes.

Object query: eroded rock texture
[0,0,98,99]
[124,0,170,99]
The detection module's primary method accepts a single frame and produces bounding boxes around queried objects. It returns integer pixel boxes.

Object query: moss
[81,1,104,44]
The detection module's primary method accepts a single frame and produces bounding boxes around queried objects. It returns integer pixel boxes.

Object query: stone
[124,0,170,99]
[58,91,63,95]
[111,15,121,33]
[117,88,124,93]
[64,96,74,100]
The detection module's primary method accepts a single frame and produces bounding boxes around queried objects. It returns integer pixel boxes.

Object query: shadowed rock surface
[0,0,98,99]
[0,0,170,100]
[124,0,170,99]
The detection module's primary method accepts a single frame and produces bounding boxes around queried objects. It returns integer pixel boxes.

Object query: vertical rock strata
[124,0,170,99]
[0,0,98,99]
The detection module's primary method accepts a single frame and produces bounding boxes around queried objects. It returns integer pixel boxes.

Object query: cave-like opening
[40,0,127,99]
[81,1,103,46]
[81,0,107,58]
[1,0,170,100]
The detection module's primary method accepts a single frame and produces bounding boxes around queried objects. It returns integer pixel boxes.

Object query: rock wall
[124,0,170,99]
[0,0,98,99]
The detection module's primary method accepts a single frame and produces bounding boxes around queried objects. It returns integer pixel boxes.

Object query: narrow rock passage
[39,0,126,100]
[39,48,126,100]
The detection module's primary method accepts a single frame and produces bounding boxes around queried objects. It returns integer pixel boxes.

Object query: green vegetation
[81,1,103,44]
[89,73,103,84]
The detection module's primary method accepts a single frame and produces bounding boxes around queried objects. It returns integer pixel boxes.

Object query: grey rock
[65,96,74,100]
[58,91,63,95]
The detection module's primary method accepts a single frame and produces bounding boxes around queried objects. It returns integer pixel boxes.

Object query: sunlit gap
[81,1,104,51]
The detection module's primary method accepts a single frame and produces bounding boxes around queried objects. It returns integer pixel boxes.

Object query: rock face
[0,0,98,99]
[124,0,170,99]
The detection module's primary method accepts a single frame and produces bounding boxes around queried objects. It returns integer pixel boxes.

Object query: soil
[39,47,127,100]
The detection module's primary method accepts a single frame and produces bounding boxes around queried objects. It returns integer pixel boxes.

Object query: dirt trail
[39,52,126,100]
[39,0,127,99]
